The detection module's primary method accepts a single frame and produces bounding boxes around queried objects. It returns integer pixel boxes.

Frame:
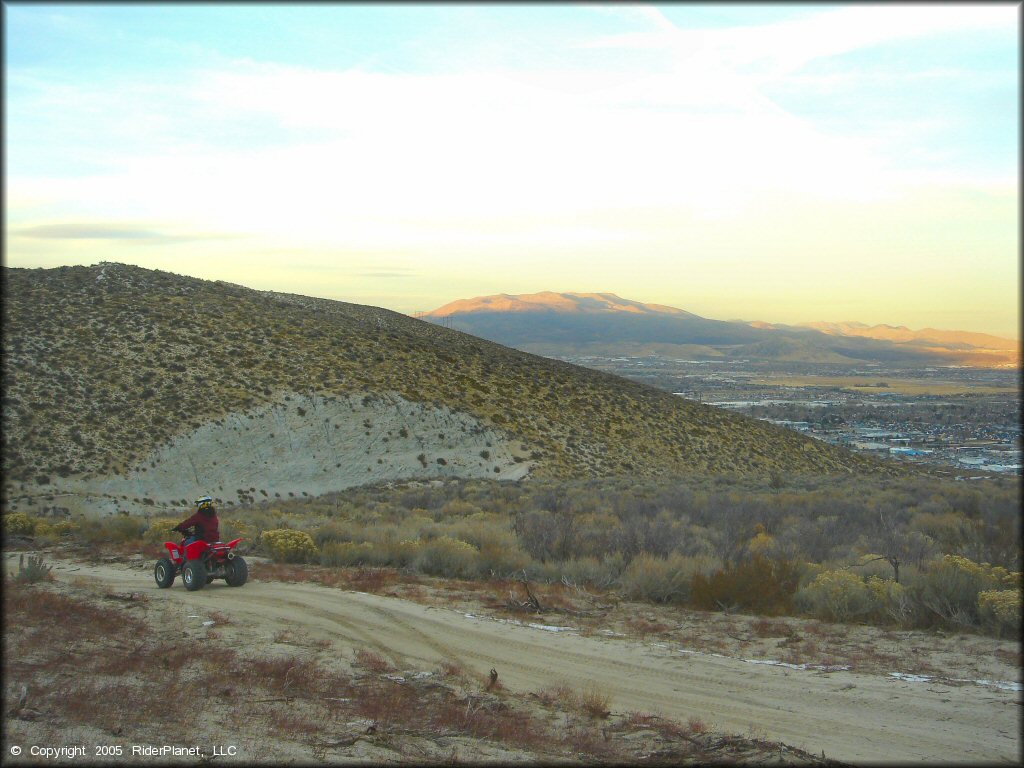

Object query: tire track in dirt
[30,555,1021,764]
[236,595,402,666]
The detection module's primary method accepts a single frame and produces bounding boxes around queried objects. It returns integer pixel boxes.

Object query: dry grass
[751,618,795,638]
[437,660,466,678]
[535,683,611,719]
[347,566,400,592]
[687,717,710,734]
[580,687,612,719]
[625,616,672,638]
[354,649,394,674]
[3,574,854,764]
[994,647,1021,666]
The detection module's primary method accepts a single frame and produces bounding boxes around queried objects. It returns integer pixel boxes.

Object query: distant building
[769,420,811,431]
[890,447,932,456]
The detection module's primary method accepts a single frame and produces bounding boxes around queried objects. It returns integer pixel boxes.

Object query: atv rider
[172,495,220,549]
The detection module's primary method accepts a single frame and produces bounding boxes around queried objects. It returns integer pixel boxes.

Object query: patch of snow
[462,612,574,633]
[966,679,1022,692]
[890,672,1020,691]
[745,659,806,670]
[890,672,935,683]
[527,622,574,633]
[745,658,850,672]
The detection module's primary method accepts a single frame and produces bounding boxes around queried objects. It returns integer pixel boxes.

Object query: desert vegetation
[15,472,1019,639]
[2,263,895,503]
[3,576,843,764]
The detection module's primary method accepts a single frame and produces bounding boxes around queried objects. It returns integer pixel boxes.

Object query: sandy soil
[6,551,1019,764]
[19,391,533,518]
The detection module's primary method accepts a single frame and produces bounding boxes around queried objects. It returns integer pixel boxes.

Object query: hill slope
[423,292,1016,367]
[2,264,894,515]
[793,321,1018,366]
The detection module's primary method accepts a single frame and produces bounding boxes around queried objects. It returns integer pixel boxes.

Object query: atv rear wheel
[225,556,248,587]
[154,558,176,588]
[182,560,207,591]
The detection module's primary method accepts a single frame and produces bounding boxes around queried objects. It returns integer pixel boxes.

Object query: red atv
[154,529,247,591]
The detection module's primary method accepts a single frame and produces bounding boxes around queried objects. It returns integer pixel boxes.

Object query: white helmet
[195,495,213,511]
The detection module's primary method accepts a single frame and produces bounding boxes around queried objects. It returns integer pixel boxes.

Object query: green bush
[74,515,148,545]
[377,538,422,568]
[261,529,318,563]
[321,540,376,567]
[476,539,532,577]
[795,569,877,623]
[907,555,1014,628]
[558,555,623,591]
[313,520,362,547]
[620,553,691,604]
[13,553,53,584]
[412,536,479,578]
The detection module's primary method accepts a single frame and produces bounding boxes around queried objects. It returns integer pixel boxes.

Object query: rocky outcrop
[18,392,533,517]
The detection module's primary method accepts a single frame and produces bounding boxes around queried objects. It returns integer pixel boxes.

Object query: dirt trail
[29,555,1021,764]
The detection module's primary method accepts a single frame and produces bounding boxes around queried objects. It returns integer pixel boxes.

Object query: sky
[4,3,1020,338]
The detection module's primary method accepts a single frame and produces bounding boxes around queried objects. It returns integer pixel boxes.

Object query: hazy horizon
[5,4,1019,338]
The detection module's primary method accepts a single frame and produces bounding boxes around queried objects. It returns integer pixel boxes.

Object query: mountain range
[424,293,1018,367]
[2,264,896,518]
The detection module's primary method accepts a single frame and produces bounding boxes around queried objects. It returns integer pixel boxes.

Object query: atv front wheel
[154,558,176,588]
[182,560,207,591]
[225,556,248,587]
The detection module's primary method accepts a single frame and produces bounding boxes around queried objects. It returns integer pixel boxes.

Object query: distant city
[556,356,1022,477]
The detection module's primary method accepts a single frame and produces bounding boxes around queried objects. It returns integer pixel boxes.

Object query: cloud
[11,222,240,244]
[356,270,417,279]
[582,4,1016,73]
[15,223,168,239]
[5,4,1016,257]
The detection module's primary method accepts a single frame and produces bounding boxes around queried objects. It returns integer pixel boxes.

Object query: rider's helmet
[195,495,215,515]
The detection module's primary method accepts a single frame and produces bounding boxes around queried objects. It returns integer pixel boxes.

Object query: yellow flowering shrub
[3,512,36,536]
[911,555,1019,630]
[747,531,775,558]
[221,519,251,542]
[261,529,318,563]
[866,575,914,625]
[33,519,76,542]
[143,517,182,545]
[978,589,1021,638]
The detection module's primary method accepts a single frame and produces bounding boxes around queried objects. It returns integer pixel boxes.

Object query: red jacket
[174,510,220,543]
